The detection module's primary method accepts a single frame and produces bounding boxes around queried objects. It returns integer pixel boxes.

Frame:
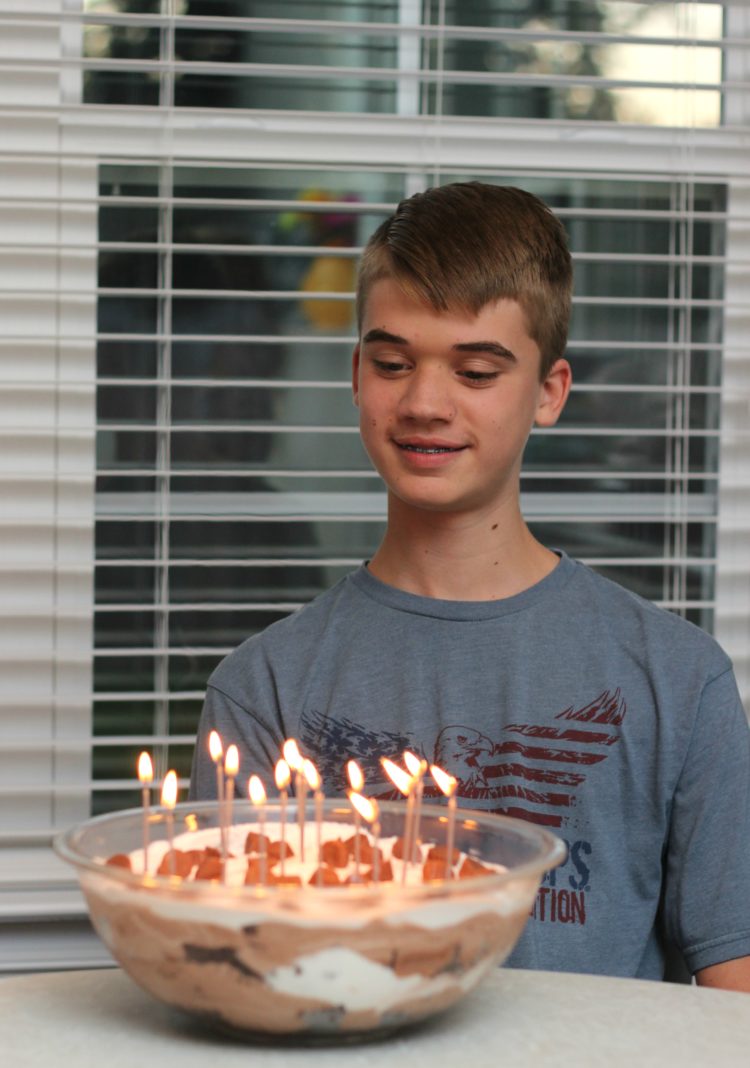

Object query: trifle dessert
[56,798,564,1041]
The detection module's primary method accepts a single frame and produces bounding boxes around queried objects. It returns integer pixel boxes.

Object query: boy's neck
[366,498,560,602]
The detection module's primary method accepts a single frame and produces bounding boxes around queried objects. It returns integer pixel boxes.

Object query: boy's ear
[352,344,361,407]
[535,358,572,427]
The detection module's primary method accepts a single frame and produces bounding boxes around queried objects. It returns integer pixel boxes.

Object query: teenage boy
[191,183,750,990]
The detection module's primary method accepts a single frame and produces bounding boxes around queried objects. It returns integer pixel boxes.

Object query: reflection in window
[82,0,723,127]
[93,161,727,809]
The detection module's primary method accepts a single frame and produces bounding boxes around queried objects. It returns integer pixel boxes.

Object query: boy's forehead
[359,278,536,352]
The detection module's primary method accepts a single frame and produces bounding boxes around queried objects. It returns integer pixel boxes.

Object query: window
[1,0,748,972]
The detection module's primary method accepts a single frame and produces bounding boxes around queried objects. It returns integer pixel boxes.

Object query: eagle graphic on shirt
[299,687,626,831]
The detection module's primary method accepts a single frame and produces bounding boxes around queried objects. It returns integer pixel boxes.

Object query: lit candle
[208,730,225,852]
[381,756,415,884]
[403,751,428,864]
[137,750,154,874]
[303,759,324,887]
[160,769,178,877]
[282,738,306,862]
[223,744,239,869]
[346,760,364,881]
[430,764,458,880]
[274,758,291,878]
[208,729,224,799]
[248,775,267,886]
[349,792,381,883]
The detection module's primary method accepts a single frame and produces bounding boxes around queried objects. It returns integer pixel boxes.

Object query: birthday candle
[404,751,428,864]
[282,739,306,862]
[346,760,364,881]
[430,764,458,880]
[380,756,415,884]
[274,758,291,878]
[137,750,153,874]
[208,730,225,851]
[160,769,178,877]
[223,744,239,875]
[248,775,267,886]
[303,759,323,887]
[348,792,380,884]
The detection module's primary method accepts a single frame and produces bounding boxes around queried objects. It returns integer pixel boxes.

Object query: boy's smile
[353,278,571,521]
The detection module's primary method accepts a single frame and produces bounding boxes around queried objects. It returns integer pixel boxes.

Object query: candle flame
[274,758,291,791]
[346,759,364,792]
[403,750,427,778]
[160,769,178,809]
[381,756,413,797]
[282,738,303,771]
[208,730,223,763]
[137,751,153,784]
[348,791,378,825]
[303,758,321,791]
[224,744,239,777]
[248,774,267,806]
[430,764,457,798]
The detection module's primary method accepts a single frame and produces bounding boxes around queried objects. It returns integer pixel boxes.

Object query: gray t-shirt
[190,553,750,981]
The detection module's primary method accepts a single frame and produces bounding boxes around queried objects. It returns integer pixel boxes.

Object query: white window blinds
[1,0,748,972]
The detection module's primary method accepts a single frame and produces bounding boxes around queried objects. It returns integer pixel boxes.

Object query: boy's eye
[460,369,500,383]
[373,358,408,373]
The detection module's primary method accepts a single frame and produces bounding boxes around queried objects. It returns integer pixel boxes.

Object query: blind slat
[0,55,734,96]
[1,9,742,52]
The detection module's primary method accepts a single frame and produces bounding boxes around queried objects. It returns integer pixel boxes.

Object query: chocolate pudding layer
[84,879,531,1035]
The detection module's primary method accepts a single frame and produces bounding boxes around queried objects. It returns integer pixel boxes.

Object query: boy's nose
[397,368,456,423]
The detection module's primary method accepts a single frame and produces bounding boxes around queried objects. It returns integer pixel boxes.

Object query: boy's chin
[387,487,485,516]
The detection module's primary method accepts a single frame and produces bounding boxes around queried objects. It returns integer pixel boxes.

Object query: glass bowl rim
[54,798,566,901]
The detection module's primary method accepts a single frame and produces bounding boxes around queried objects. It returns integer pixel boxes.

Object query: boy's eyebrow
[362,328,409,345]
[454,340,517,363]
[362,329,517,363]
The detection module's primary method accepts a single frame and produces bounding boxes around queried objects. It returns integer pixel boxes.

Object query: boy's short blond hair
[356,182,572,379]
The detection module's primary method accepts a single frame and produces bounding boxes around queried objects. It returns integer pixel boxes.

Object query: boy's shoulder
[564,556,732,675]
[208,569,363,695]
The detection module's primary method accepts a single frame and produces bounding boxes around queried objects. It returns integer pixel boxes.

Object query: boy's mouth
[395,439,467,455]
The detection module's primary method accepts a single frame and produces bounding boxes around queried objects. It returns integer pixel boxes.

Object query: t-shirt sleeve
[189,681,283,800]
[663,665,750,973]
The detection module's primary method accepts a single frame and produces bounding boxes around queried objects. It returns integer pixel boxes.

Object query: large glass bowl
[55,799,564,1042]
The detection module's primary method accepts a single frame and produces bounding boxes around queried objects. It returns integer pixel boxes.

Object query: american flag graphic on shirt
[300,687,626,830]
[433,687,625,828]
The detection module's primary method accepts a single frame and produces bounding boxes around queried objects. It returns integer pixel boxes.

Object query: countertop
[2,966,749,1066]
